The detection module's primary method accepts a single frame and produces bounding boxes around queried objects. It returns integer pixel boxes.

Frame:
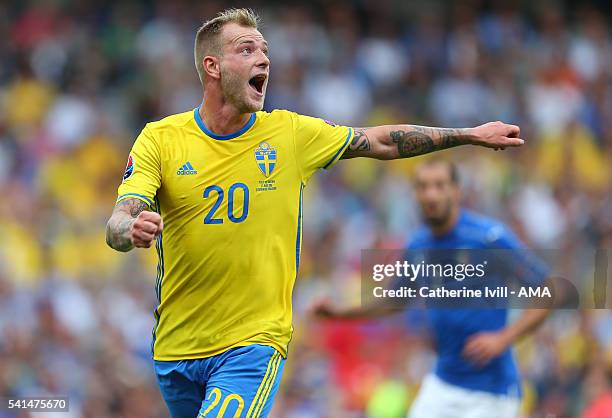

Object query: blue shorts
[154,344,285,418]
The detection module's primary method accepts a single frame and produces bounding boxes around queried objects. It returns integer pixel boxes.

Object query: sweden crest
[254,142,277,177]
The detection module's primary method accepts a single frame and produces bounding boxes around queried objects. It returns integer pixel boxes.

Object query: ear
[453,184,462,203]
[203,56,220,80]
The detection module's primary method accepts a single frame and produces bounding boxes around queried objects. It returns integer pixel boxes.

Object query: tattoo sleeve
[105,198,149,252]
[341,125,472,160]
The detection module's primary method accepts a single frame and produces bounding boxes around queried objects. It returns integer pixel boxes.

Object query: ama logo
[123,155,135,181]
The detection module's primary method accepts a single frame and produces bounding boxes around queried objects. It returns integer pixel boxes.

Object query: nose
[422,185,441,202]
[256,50,270,69]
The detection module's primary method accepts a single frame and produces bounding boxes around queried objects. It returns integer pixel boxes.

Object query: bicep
[291,112,354,180]
[341,127,396,160]
[117,126,161,202]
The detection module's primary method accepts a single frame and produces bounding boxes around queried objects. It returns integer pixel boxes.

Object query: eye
[241,47,252,55]
[262,49,269,56]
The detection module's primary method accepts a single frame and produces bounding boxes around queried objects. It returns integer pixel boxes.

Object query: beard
[220,65,262,113]
[423,201,453,227]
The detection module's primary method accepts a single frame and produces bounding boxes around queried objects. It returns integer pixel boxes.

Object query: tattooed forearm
[390,126,466,157]
[341,128,371,159]
[106,198,149,252]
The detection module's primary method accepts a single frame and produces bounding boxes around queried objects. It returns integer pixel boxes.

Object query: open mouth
[248,74,267,95]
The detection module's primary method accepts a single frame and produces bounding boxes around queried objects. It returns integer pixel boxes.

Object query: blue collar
[193,105,256,140]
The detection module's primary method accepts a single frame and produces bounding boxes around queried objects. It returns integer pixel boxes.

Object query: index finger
[505,124,520,137]
[139,211,162,225]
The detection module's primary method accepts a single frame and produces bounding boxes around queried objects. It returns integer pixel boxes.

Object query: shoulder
[259,109,338,128]
[405,225,432,248]
[459,210,518,248]
[252,109,298,134]
[146,110,195,134]
[256,108,295,123]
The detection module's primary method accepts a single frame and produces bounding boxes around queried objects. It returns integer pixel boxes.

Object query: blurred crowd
[1,0,611,417]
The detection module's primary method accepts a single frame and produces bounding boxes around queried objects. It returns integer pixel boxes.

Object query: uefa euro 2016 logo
[254,142,277,177]
[123,155,135,181]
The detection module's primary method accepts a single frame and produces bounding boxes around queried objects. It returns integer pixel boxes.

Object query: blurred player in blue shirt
[317,159,551,418]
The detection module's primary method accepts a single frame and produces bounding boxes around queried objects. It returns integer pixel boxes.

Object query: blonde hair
[194,8,260,84]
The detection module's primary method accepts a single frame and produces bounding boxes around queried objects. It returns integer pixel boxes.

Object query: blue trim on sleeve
[117,193,153,207]
[194,105,256,140]
[323,127,353,169]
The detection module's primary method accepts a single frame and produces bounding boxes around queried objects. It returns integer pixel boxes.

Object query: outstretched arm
[106,198,163,252]
[313,300,400,320]
[342,121,523,160]
[312,288,414,321]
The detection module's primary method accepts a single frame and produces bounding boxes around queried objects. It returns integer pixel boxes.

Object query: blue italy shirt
[405,209,548,396]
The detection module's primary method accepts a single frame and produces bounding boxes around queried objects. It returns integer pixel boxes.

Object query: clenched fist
[130,211,163,248]
[470,121,524,150]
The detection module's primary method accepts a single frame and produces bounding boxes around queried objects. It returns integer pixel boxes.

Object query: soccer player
[316,159,551,418]
[105,8,525,418]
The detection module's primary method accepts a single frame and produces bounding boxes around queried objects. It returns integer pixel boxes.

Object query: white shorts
[408,374,521,418]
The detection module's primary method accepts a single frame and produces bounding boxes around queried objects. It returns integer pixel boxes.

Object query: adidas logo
[177,162,198,175]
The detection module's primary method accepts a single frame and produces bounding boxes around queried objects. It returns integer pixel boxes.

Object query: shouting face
[217,23,270,113]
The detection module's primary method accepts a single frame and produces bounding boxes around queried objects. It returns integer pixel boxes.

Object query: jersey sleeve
[291,113,353,183]
[116,125,161,208]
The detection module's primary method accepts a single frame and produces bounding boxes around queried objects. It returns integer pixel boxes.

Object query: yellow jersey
[117,106,353,361]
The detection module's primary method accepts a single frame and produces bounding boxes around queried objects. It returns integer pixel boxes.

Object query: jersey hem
[434,371,521,397]
[323,127,353,170]
[152,340,288,362]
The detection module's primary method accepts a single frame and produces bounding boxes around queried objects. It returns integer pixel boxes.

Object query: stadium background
[1,0,611,417]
